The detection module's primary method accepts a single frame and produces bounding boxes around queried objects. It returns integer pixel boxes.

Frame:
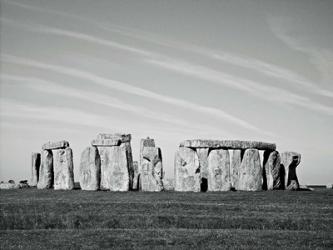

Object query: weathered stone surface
[174,147,200,192]
[54,148,74,190]
[163,178,175,191]
[124,141,134,191]
[91,139,122,147]
[230,150,243,189]
[97,133,131,142]
[132,161,139,190]
[98,144,130,191]
[30,152,40,187]
[196,148,209,179]
[37,150,53,189]
[263,151,282,190]
[79,146,101,191]
[281,152,301,189]
[139,138,155,169]
[180,140,276,151]
[237,149,262,191]
[139,147,163,191]
[42,140,69,150]
[208,149,231,191]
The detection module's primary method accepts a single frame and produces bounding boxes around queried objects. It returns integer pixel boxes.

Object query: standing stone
[139,137,155,170]
[79,146,101,191]
[132,161,139,190]
[281,152,301,190]
[53,148,74,190]
[139,147,163,191]
[30,152,41,187]
[263,151,282,190]
[237,149,262,191]
[37,150,53,189]
[208,149,231,191]
[230,150,243,189]
[174,147,200,192]
[196,148,209,179]
[98,144,129,191]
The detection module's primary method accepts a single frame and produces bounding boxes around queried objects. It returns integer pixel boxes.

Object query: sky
[0,0,332,185]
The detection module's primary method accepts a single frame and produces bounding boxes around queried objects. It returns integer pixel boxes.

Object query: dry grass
[0,189,332,249]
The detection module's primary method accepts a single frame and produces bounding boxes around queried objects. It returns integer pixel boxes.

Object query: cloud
[146,57,333,116]
[1,55,264,134]
[267,15,333,88]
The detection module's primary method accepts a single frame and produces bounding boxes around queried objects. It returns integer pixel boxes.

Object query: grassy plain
[0,189,332,249]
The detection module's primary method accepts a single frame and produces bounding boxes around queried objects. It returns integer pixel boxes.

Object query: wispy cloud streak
[1,55,264,134]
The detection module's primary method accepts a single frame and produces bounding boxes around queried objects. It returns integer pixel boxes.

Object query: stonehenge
[80,133,133,191]
[175,139,302,192]
[138,137,164,191]
[34,140,74,190]
[25,136,303,192]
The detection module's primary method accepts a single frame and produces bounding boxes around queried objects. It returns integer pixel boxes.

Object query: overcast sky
[0,0,332,184]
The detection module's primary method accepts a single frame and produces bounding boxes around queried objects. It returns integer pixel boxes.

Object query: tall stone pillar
[80,146,101,191]
[237,149,262,191]
[54,147,74,190]
[37,150,53,189]
[30,152,41,187]
[174,147,200,192]
[263,150,282,190]
[208,149,231,191]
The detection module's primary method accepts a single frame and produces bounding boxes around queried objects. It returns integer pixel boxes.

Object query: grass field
[1,189,332,249]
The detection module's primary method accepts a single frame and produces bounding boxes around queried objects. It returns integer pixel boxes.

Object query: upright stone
[54,148,74,190]
[139,137,155,169]
[263,151,282,190]
[174,147,200,192]
[208,149,231,191]
[98,144,129,191]
[79,146,101,191]
[37,150,53,189]
[230,150,243,189]
[140,147,163,191]
[30,152,41,187]
[237,149,262,191]
[196,148,209,181]
[281,152,301,190]
[132,161,139,190]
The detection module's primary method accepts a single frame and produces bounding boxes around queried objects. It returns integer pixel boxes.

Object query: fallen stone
[0,182,17,189]
[180,140,276,151]
[230,150,243,189]
[281,152,301,189]
[54,148,74,190]
[42,140,69,150]
[208,149,231,191]
[132,161,139,190]
[37,150,53,189]
[8,180,15,184]
[263,151,283,190]
[237,149,262,191]
[20,180,28,184]
[30,152,40,187]
[174,147,200,192]
[163,178,175,191]
[286,180,299,191]
[98,144,130,191]
[79,146,101,191]
[139,147,163,191]
[327,184,333,189]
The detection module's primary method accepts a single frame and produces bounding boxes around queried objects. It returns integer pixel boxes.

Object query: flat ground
[0,189,332,249]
